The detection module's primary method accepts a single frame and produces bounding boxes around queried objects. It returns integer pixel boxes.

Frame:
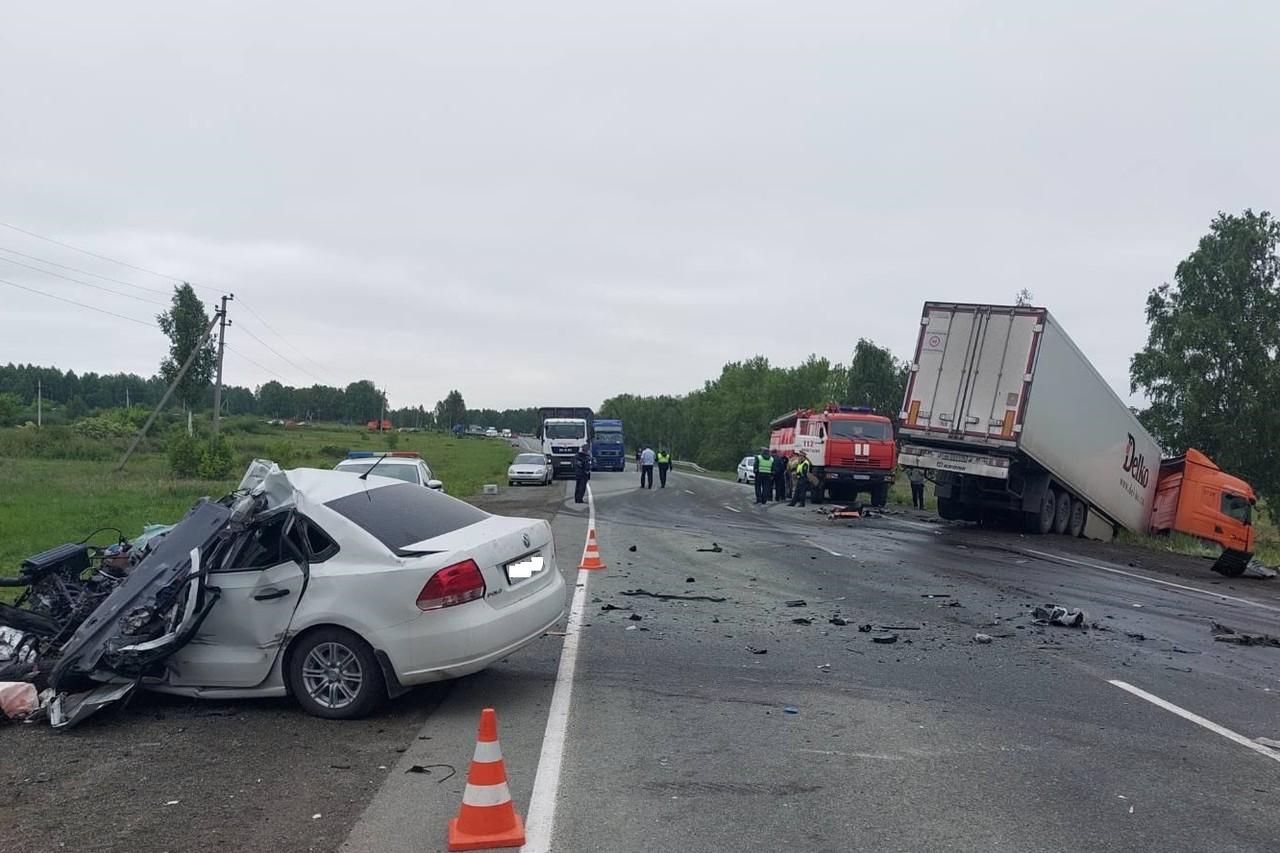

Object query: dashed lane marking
[1108,680,1280,766]
[723,505,742,513]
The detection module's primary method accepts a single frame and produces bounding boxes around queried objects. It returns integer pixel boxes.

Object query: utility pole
[37,379,42,428]
[117,312,221,471]
[379,389,386,433]
[125,386,130,409]
[211,294,233,438]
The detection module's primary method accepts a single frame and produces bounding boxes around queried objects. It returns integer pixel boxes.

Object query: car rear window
[325,483,488,554]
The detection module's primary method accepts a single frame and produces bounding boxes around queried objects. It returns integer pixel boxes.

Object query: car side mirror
[427,479,444,490]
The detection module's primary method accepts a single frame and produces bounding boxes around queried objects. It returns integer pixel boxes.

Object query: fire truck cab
[769,405,896,505]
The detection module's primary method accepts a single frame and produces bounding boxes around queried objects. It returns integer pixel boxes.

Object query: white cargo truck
[897,302,1162,539]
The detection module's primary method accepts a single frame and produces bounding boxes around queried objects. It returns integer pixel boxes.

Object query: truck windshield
[829,420,890,440]
[1221,492,1252,525]
[546,423,585,439]
[595,431,622,443]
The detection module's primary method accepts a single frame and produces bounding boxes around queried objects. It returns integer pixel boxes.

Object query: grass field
[0,423,517,589]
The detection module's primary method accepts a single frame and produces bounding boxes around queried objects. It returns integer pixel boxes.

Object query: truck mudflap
[1212,549,1253,578]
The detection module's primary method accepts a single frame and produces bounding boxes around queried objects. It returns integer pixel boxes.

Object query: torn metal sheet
[49,682,136,728]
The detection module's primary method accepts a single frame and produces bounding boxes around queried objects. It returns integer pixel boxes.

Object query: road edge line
[1108,679,1280,765]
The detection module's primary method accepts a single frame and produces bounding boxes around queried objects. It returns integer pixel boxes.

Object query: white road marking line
[522,569,590,852]
[1108,680,1280,765]
[1023,549,1280,615]
[892,518,939,531]
[683,489,695,495]
[806,539,841,557]
[723,505,742,513]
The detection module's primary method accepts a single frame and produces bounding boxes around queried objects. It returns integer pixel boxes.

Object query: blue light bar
[346,451,377,458]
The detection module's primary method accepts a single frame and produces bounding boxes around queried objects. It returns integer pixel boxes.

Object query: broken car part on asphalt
[1210,622,1280,648]
[1032,605,1087,628]
[618,589,727,602]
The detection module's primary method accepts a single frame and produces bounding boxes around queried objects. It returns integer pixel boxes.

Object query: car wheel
[287,627,386,720]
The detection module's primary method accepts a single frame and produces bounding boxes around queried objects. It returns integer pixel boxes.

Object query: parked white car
[334,452,443,491]
[736,456,756,484]
[508,453,553,486]
[485,427,499,438]
[42,463,567,723]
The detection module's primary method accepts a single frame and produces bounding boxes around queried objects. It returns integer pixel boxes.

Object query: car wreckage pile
[1,461,280,728]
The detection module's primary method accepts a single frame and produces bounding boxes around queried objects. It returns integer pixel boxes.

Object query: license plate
[853,474,870,480]
[505,552,545,584]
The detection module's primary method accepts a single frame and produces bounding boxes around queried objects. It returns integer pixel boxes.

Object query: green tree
[156,283,216,412]
[434,390,467,430]
[846,339,908,419]
[1015,288,1034,307]
[344,380,385,423]
[1130,209,1280,511]
[257,381,292,418]
[0,392,20,426]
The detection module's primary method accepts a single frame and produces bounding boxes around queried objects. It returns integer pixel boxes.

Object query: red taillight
[416,559,486,611]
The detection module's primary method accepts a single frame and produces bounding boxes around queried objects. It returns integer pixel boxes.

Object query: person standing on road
[788,451,812,507]
[754,449,773,504]
[772,449,787,502]
[573,446,591,504]
[656,447,672,488]
[908,467,926,509]
[640,446,656,489]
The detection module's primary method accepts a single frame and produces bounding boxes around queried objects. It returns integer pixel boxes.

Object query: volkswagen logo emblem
[522,533,531,548]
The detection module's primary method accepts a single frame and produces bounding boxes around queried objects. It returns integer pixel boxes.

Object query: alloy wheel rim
[301,642,363,709]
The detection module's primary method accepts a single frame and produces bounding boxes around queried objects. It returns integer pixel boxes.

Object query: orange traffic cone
[448,708,525,851]
[578,527,606,570]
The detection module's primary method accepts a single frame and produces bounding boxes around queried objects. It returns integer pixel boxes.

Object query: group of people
[753,448,815,507]
[635,446,672,488]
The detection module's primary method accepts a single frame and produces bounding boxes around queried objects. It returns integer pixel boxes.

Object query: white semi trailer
[897,302,1162,539]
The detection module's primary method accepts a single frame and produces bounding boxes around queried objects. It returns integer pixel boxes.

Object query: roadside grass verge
[0,424,517,593]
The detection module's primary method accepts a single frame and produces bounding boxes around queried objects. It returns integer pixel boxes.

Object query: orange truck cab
[769,404,895,505]
[1149,448,1256,575]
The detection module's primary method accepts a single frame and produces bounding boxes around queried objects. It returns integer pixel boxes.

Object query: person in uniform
[657,448,672,488]
[754,449,773,504]
[772,449,787,502]
[573,446,591,504]
[908,467,927,509]
[788,451,813,507]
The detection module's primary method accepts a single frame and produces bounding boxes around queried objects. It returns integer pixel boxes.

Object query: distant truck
[769,405,896,505]
[537,407,594,478]
[365,419,392,431]
[896,301,1256,573]
[591,419,626,471]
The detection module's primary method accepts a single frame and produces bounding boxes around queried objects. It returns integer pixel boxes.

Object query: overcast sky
[2,2,1276,411]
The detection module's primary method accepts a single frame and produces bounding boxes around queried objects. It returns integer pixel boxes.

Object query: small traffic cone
[447,708,525,851]
[578,527,606,570]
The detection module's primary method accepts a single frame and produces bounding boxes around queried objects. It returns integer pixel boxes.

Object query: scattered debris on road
[696,543,723,553]
[628,545,637,552]
[600,603,631,611]
[973,633,993,644]
[871,633,899,644]
[784,599,807,608]
[1211,622,1280,647]
[1255,737,1280,750]
[628,614,643,621]
[791,618,812,625]
[1125,632,1147,641]
[858,624,873,633]
[829,617,849,626]
[1032,605,1087,627]
[745,646,768,655]
[619,589,727,603]
[783,705,799,715]
[405,764,457,783]
[921,593,952,599]
[685,577,696,583]
[1243,561,1277,580]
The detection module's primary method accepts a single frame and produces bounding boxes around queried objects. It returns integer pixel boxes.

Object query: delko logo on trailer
[1122,433,1150,488]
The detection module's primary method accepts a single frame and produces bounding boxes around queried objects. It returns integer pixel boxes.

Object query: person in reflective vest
[573,446,591,504]
[656,449,672,488]
[754,451,774,504]
[788,451,813,507]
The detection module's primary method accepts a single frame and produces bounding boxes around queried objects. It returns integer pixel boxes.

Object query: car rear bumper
[376,566,568,685]
[509,473,548,483]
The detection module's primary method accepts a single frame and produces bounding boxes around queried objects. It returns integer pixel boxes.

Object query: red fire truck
[769,405,896,505]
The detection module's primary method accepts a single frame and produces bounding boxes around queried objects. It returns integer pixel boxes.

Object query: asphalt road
[6,463,1279,852]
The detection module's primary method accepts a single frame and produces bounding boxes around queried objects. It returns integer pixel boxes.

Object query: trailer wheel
[1067,499,1087,537]
[937,498,960,520]
[1034,488,1057,534]
[1052,490,1072,535]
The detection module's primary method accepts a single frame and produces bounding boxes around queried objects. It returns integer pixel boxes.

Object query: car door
[163,511,309,688]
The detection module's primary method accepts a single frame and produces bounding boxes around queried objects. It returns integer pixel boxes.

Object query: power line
[224,343,292,383]
[0,254,168,307]
[0,277,158,328]
[233,323,325,384]
[236,296,335,377]
[0,244,172,297]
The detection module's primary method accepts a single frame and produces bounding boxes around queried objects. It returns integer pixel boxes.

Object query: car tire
[287,627,386,720]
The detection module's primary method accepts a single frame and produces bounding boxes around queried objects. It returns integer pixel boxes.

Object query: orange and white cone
[447,708,525,851]
[578,527,606,570]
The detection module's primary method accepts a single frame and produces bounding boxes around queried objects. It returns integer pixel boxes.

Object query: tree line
[600,339,908,471]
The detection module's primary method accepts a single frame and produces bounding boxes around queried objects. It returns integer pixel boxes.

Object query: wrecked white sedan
[1,460,567,726]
